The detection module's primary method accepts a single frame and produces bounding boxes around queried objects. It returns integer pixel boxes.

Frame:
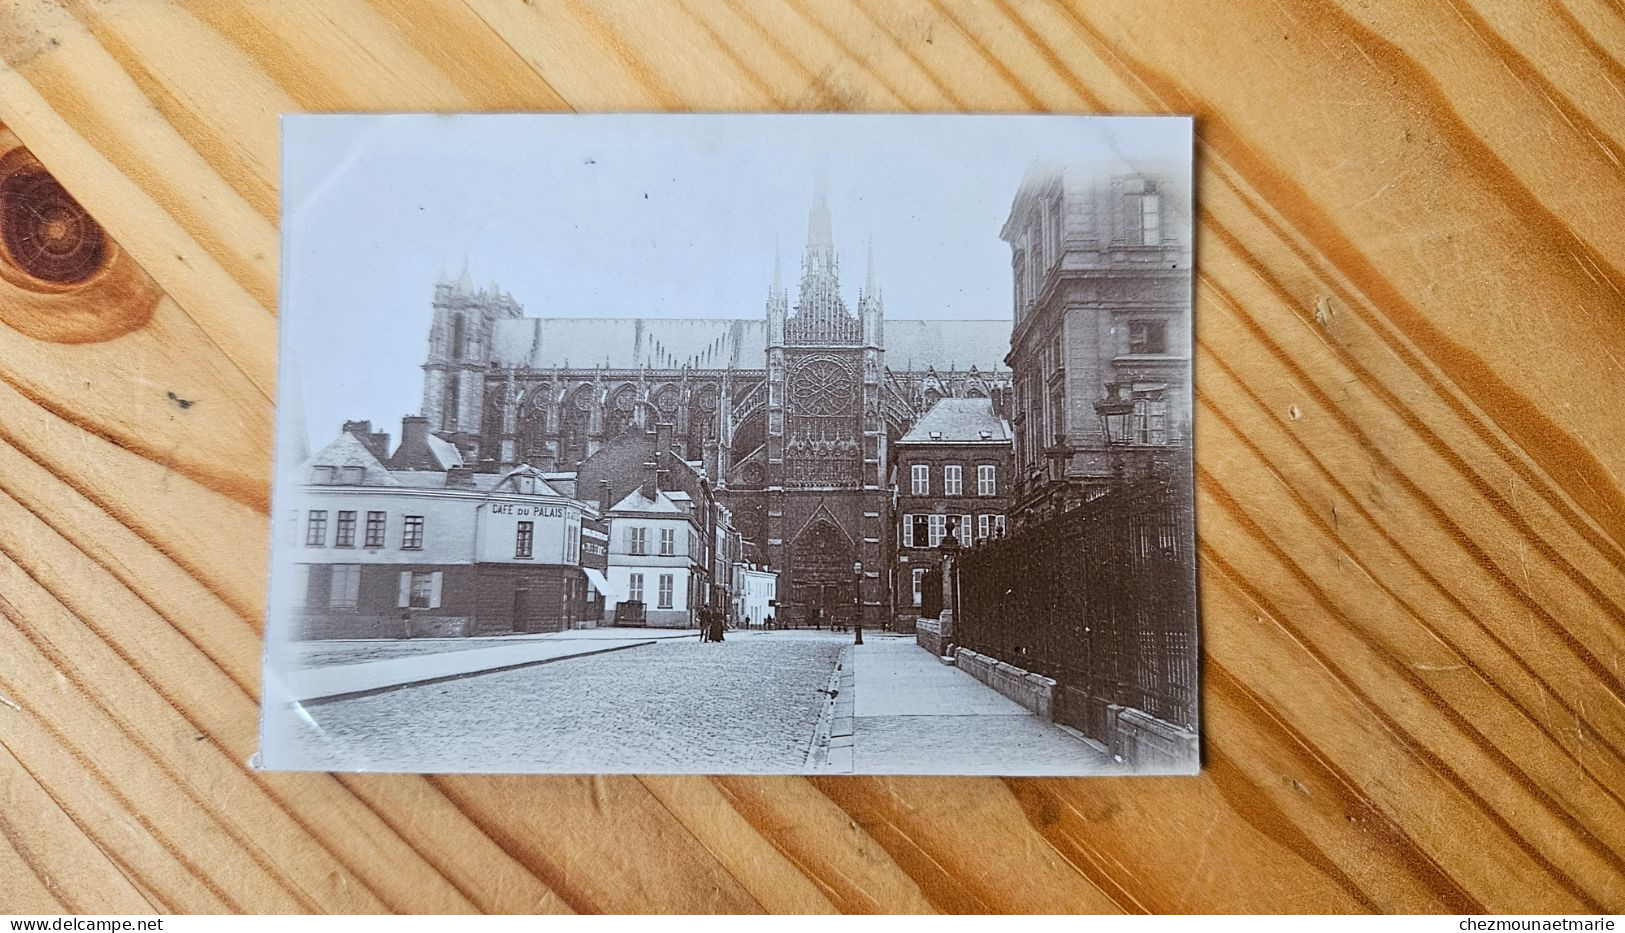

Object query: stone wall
[1107,705,1199,774]
[914,617,946,656]
[953,648,1055,722]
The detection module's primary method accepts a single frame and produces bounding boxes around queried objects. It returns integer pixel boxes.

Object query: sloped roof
[302,431,400,486]
[492,318,763,370]
[882,320,1011,373]
[488,316,1012,373]
[609,488,686,514]
[426,434,463,469]
[491,464,561,496]
[899,397,1013,444]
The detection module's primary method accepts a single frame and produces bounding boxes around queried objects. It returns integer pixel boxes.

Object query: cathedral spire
[805,172,834,276]
[864,237,877,298]
[772,236,783,299]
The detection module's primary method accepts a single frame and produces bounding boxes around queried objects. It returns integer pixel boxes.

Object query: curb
[298,639,658,706]
[804,645,852,772]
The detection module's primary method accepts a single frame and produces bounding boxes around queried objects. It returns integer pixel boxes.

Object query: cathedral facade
[418,185,1012,626]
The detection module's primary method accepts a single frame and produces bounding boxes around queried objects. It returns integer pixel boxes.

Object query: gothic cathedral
[418,183,1013,626]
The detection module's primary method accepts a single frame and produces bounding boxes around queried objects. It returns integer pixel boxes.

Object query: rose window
[792,359,854,416]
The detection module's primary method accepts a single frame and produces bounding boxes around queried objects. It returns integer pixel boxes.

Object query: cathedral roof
[882,320,1011,373]
[489,316,1012,372]
[900,397,1012,445]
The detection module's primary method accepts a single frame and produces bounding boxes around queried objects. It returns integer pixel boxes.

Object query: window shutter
[901,514,913,548]
[397,571,411,608]
[429,571,443,609]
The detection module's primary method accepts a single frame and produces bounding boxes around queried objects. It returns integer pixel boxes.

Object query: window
[342,465,365,485]
[515,521,534,559]
[289,564,310,607]
[901,513,913,548]
[565,522,580,563]
[1129,320,1167,355]
[928,514,946,548]
[402,515,424,550]
[689,530,698,559]
[628,526,648,556]
[397,570,441,609]
[409,573,434,608]
[335,511,356,548]
[628,573,644,604]
[1134,392,1171,446]
[657,574,674,609]
[911,568,925,607]
[305,510,327,546]
[958,514,973,546]
[977,464,997,497]
[1141,193,1160,245]
[978,514,992,540]
[659,527,675,556]
[943,465,963,496]
[910,463,929,495]
[442,380,460,432]
[311,466,335,484]
[364,511,386,548]
[450,313,465,361]
[329,564,360,609]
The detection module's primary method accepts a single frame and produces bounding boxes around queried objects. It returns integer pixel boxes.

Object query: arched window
[450,314,465,361]
[442,378,460,432]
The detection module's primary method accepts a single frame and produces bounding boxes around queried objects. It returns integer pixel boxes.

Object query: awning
[580,567,625,602]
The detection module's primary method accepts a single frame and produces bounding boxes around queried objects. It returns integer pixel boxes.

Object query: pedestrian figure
[764,613,775,631]
[709,605,726,643]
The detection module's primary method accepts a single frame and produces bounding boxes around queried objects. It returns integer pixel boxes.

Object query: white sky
[279,114,1190,452]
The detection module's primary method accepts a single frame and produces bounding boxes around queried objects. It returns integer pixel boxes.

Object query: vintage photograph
[258,113,1197,776]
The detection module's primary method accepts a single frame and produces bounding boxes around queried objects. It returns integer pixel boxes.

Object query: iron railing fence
[954,472,1197,739]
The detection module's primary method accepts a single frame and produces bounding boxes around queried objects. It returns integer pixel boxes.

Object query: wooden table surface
[0,0,1621,915]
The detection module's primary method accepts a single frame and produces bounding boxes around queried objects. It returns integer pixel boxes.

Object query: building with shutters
[889,397,1014,629]
[280,417,609,639]
[1000,162,1193,526]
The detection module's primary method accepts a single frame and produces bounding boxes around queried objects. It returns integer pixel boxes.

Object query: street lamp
[852,559,864,646]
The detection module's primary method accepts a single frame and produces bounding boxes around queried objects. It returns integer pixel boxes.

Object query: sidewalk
[280,629,691,704]
[814,635,1120,775]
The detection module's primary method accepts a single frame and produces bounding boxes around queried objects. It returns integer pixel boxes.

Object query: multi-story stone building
[889,397,1013,628]
[1000,163,1193,526]
[281,417,610,639]
[417,183,1014,628]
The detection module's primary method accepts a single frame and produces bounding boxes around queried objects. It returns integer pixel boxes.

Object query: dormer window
[311,465,335,484]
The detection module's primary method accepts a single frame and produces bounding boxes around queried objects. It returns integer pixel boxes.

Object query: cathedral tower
[421,262,523,459]
[763,179,889,629]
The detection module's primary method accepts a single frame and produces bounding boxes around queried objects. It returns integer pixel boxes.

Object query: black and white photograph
[258,113,1197,776]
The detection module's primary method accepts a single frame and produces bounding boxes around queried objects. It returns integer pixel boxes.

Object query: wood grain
[0,0,1620,914]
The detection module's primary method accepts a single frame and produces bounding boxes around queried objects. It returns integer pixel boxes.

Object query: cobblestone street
[275,631,846,773]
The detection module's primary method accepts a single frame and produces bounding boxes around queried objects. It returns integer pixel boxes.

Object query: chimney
[655,422,675,461]
[343,420,391,459]
[401,415,430,448]
[598,479,612,514]
[446,466,475,488]
[639,459,657,502]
